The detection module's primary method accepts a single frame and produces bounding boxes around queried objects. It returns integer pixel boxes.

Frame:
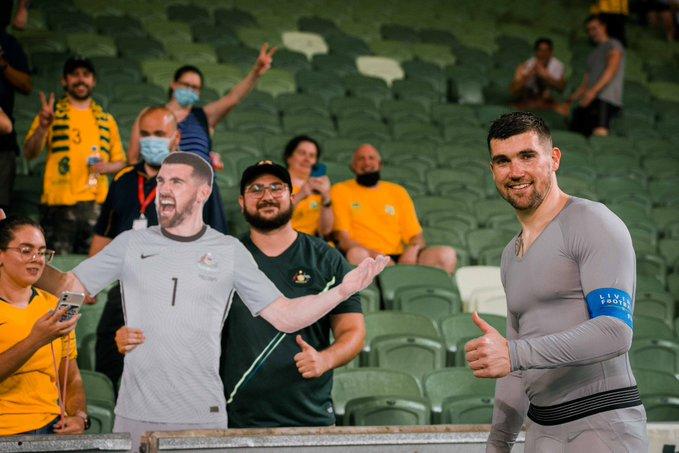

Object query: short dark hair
[534,37,553,50]
[0,216,43,250]
[585,14,605,26]
[168,65,204,98]
[162,152,213,186]
[487,112,552,150]
[282,135,322,167]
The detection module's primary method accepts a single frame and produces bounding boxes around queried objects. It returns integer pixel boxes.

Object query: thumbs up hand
[294,334,329,379]
[465,312,511,378]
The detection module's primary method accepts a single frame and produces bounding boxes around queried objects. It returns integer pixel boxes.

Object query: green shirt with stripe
[221,233,362,427]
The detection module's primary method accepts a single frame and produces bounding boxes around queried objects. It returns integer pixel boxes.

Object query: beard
[498,177,551,212]
[243,200,293,232]
[66,83,93,100]
[158,196,195,229]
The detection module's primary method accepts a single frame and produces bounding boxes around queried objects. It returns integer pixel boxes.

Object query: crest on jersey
[385,204,396,216]
[292,270,311,285]
[198,252,217,271]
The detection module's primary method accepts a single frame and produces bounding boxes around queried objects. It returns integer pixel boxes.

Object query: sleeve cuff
[509,339,522,372]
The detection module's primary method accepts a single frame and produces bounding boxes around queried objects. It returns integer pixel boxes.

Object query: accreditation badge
[132,215,148,230]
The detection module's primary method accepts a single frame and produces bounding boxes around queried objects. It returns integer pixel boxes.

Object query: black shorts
[570,99,621,136]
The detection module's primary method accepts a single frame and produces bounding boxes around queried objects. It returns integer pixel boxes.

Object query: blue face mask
[173,87,199,107]
[140,137,172,167]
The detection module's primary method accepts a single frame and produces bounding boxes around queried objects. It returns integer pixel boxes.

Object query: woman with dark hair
[284,135,334,238]
[127,44,276,166]
[126,45,276,233]
[0,216,87,435]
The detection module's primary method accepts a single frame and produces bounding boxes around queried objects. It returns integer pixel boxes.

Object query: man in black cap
[24,56,126,254]
[220,161,365,427]
[0,0,32,212]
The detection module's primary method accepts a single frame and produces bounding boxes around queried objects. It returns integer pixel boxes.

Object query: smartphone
[311,162,327,178]
[57,291,85,322]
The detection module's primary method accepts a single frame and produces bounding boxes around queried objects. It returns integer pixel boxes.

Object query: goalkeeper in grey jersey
[36,152,387,451]
[465,112,647,452]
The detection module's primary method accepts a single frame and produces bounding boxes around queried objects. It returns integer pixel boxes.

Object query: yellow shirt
[0,288,77,435]
[591,0,628,14]
[26,104,125,206]
[291,184,322,236]
[331,179,422,255]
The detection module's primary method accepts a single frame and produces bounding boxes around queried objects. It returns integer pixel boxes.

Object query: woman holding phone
[284,135,334,238]
[0,216,88,436]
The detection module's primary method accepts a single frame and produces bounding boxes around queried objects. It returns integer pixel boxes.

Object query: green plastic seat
[636,291,674,323]
[391,120,442,142]
[312,53,357,77]
[345,395,430,426]
[423,367,495,422]
[439,313,507,366]
[635,368,679,398]
[276,92,329,117]
[145,20,192,46]
[332,368,421,425]
[630,339,679,375]
[116,36,166,62]
[378,264,457,308]
[343,74,391,106]
[368,333,446,383]
[325,34,371,58]
[214,7,257,28]
[166,3,211,27]
[77,333,97,371]
[643,395,679,422]
[95,14,145,39]
[441,395,495,424]
[227,110,281,135]
[166,42,218,65]
[466,228,515,263]
[215,45,259,70]
[282,114,335,139]
[337,116,389,141]
[393,286,461,320]
[81,369,116,410]
[413,195,472,219]
[192,24,240,48]
[272,48,311,72]
[329,97,380,120]
[360,283,381,313]
[635,315,676,341]
[141,59,181,89]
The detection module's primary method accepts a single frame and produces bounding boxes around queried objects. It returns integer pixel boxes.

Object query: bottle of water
[87,146,101,189]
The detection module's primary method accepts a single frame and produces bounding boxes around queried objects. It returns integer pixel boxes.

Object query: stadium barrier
[140,425,526,452]
[0,433,131,452]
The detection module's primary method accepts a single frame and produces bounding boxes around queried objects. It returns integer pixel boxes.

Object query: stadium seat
[439,313,507,365]
[468,287,507,316]
[368,333,446,382]
[282,31,328,59]
[455,266,502,305]
[345,395,430,426]
[214,7,257,28]
[466,229,515,264]
[297,16,342,37]
[166,43,218,65]
[630,339,679,375]
[296,69,345,102]
[378,265,456,309]
[329,97,380,120]
[392,286,461,321]
[276,92,329,117]
[145,20,192,46]
[635,291,674,323]
[166,4,211,27]
[81,369,116,411]
[271,49,311,73]
[332,368,421,425]
[343,74,392,106]
[325,34,371,58]
[356,56,404,86]
[282,114,335,139]
[216,45,259,70]
[312,54,357,77]
[423,367,495,423]
[77,333,97,371]
[360,284,381,313]
[643,396,679,422]
[635,315,676,341]
[441,396,495,424]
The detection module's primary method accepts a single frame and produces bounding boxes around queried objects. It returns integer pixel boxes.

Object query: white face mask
[140,136,172,166]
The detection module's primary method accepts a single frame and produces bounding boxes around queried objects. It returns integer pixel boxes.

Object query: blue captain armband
[585,288,633,329]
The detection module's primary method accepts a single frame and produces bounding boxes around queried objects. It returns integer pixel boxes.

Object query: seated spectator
[331,145,457,275]
[565,15,625,137]
[284,135,333,238]
[0,216,88,435]
[510,38,566,111]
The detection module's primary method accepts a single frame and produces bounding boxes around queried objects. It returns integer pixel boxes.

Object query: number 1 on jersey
[171,277,178,306]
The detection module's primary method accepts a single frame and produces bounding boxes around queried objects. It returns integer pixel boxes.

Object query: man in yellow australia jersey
[23,57,126,255]
[331,144,457,274]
